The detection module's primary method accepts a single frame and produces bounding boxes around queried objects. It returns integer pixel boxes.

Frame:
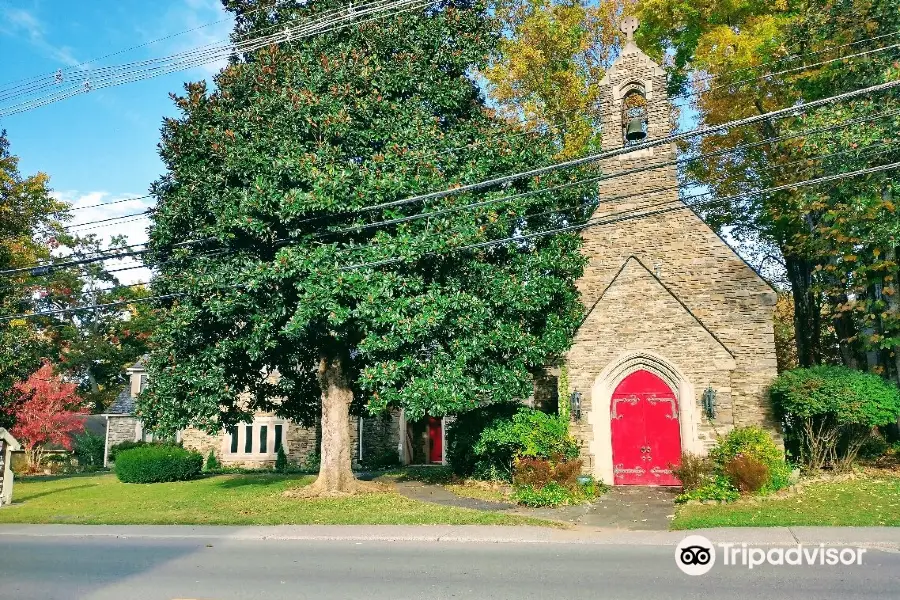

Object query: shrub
[445,401,521,476]
[710,426,790,493]
[205,449,221,471]
[724,455,769,493]
[360,447,401,471]
[302,450,320,472]
[115,445,203,483]
[513,482,573,507]
[109,440,148,462]
[511,457,589,507]
[470,408,578,480]
[675,475,740,504]
[671,452,715,492]
[858,433,890,459]
[73,432,105,468]
[274,447,288,472]
[771,366,900,470]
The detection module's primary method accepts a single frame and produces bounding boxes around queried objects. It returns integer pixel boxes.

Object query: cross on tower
[620,16,639,41]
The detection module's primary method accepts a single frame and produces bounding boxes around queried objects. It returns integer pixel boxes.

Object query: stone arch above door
[588,350,702,485]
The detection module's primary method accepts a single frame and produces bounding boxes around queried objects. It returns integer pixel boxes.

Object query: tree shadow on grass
[14,483,99,503]
[213,474,312,490]
[377,466,454,485]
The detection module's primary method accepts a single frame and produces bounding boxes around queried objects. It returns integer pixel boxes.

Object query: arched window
[622,88,648,146]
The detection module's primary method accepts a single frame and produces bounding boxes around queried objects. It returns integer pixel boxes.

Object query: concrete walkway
[0,524,898,549]
[394,481,677,530]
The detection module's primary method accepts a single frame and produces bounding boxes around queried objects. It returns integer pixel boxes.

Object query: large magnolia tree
[139,0,594,494]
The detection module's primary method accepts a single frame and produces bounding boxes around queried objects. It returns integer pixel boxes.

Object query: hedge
[115,445,203,483]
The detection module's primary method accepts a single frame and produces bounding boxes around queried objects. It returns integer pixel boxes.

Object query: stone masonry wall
[106,416,139,462]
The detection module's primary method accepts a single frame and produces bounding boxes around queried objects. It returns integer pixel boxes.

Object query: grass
[673,473,900,530]
[0,472,548,526]
[444,481,512,503]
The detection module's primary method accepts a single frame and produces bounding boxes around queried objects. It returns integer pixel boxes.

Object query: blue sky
[1,2,708,285]
[0,0,235,283]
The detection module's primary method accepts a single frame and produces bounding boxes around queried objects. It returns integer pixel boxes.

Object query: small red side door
[610,370,681,486]
[428,417,443,463]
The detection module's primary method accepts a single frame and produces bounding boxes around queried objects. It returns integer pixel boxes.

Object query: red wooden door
[610,370,681,486]
[428,417,443,463]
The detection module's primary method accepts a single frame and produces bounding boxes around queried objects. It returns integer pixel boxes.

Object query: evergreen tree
[140,0,593,494]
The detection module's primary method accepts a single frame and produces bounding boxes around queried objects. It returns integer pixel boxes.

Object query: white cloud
[0,6,82,67]
[51,190,155,286]
[157,0,236,79]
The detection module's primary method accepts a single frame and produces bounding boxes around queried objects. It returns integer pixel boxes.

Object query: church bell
[626,117,646,141]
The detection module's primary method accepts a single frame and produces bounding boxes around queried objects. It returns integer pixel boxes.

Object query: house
[109,20,779,483]
[106,358,406,469]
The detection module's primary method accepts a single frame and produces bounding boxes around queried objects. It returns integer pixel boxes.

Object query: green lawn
[673,474,900,530]
[0,473,545,526]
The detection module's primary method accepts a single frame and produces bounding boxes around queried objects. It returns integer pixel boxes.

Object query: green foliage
[138,0,591,458]
[205,449,221,471]
[858,434,890,459]
[709,426,790,493]
[274,446,288,473]
[73,432,105,468]
[471,408,578,479]
[115,445,203,484]
[723,455,770,493]
[675,475,741,504]
[109,440,148,462]
[771,366,900,427]
[302,451,321,473]
[671,452,715,492]
[771,366,900,469]
[360,447,401,471]
[513,482,573,507]
[445,401,520,476]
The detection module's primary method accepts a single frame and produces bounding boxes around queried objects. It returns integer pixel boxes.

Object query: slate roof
[129,355,148,371]
[107,386,136,415]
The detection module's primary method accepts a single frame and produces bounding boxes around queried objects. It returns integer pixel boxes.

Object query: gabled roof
[580,255,736,359]
[126,354,148,372]
[107,386,135,415]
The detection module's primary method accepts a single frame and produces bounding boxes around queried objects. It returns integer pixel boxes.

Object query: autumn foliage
[7,363,87,472]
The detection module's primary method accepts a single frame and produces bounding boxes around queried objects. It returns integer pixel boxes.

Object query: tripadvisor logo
[675,535,867,575]
[675,535,716,576]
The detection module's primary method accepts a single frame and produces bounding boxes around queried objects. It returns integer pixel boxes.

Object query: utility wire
[0,0,434,117]
[7,92,900,275]
[3,159,896,323]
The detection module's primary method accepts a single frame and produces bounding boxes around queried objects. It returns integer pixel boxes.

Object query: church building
[555,18,781,485]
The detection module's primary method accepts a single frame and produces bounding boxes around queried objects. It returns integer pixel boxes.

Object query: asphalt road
[1,535,898,600]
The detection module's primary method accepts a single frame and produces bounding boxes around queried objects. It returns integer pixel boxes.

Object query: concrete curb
[0,524,898,549]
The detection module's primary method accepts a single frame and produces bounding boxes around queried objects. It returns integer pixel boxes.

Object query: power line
[686,28,900,89]
[318,79,900,219]
[0,0,434,117]
[3,158,896,323]
[68,194,153,211]
[7,88,899,276]
[338,160,900,271]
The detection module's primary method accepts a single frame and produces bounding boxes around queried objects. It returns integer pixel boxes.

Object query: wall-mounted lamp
[569,390,582,422]
[702,386,717,420]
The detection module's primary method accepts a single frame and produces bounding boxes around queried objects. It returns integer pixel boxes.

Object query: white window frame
[222,417,288,460]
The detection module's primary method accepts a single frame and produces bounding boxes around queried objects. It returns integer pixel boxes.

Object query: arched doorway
[610,370,681,485]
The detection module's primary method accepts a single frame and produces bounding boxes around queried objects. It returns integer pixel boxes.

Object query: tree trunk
[785,254,822,367]
[828,290,859,369]
[288,350,379,497]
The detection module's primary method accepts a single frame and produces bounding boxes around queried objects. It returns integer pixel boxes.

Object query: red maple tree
[9,362,87,472]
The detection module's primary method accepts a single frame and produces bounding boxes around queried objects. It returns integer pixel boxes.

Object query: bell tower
[592,16,679,216]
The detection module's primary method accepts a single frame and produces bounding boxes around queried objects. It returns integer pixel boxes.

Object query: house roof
[107,386,136,415]
[126,355,148,372]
